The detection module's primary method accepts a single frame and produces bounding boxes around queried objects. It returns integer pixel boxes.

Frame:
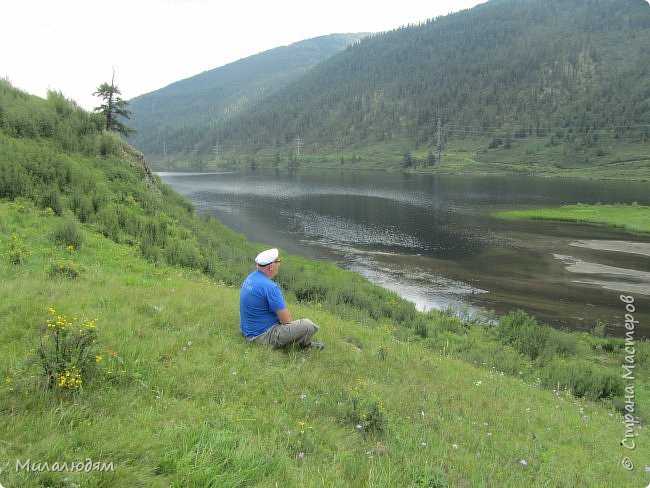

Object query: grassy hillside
[1,79,649,486]
[2,201,649,487]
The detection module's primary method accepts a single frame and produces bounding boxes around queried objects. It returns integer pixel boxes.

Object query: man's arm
[276,308,293,324]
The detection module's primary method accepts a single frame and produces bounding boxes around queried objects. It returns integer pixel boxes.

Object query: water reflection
[158,170,650,337]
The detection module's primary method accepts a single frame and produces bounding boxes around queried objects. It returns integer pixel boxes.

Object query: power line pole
[294,135,303,158]
[436,118,443,163]
[213,141,220,162]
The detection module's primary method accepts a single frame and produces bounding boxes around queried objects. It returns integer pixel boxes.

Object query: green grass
[193,135,650,181]
[1,203,649,487]
[494,203,650,234]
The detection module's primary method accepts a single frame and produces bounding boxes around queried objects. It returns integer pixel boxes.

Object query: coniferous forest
[128,34,368,166]
[128,0,650,174]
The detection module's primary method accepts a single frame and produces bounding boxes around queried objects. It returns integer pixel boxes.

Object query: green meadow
[200,134,650,182]
[495,203,650,234]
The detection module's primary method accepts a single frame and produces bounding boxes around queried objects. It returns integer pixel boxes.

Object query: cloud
[1,0,483,110]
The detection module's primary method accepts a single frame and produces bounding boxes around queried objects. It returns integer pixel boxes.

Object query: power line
[443,122,650,132]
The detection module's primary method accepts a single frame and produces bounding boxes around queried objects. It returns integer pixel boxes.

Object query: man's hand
[276,308,292,324]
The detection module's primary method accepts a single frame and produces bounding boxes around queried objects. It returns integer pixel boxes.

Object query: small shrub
[41,207,56,218]
[140,240,162,263]
[333,287,357,306]
[96,205,121,240]
[70,191,94,222]
[51,218,84,249]
[415,466,448,487]
[346,379,387,433]
[498,310,549,360]
[392,300,418,323]
[3,232,31,265]
[96,132,121,157]
[601,339,622,353]
[288,420,316,458]
[498,310,537,343]
[40,187,63,215]
[413,316,429,338]
[10,199,32,213]
[633,341,649,368]
[489,347,528,376]
[294,284,327,302]
[164,237,203,269]
[539,329,578,361]
[518,326,550,360]
[0,163,33,200]
[37,307,101,390]
[591,322,606,338]
[434,308,465,335]
[540,358,624,400]
[48,260,82,279]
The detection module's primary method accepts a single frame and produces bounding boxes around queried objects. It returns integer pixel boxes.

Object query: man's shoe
[308,341,325,350]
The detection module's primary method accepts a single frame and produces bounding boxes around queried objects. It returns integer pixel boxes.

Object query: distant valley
[128,0,650,179]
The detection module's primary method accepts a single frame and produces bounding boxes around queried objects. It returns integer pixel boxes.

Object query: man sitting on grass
[239,248,324,350]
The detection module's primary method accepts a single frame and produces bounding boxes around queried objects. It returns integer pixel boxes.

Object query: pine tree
[93,71,135,137]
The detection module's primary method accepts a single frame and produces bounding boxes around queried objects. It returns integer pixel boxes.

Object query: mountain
[131,0,650,175]
[128,33,367,165]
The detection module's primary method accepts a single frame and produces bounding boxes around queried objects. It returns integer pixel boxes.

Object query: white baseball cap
[255,248,279,266]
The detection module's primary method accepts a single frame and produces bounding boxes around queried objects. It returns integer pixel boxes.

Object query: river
[158,169,650,338]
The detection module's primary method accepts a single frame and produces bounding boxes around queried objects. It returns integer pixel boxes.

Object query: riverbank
[494,202,650,299]
[155,136,650,182]
[495,203,650,234]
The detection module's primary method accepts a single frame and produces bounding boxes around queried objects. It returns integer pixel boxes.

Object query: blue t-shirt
[239,270,286,338]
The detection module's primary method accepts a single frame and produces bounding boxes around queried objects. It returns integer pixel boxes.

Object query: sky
[1,0,485,111]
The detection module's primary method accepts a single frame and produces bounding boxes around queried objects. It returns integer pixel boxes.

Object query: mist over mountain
[130,0,650,173]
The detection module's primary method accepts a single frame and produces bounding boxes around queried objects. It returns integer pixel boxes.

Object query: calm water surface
[159,170,650,338]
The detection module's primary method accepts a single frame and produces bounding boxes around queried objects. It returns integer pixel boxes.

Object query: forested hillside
[133,0,650,174]
[128,33,366,166]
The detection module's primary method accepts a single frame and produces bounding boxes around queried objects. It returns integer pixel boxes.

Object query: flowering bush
[3,232,31,265]
[346,378,387,433]
[288,420,316,459]
[37,307,100,390]
[47,260,82,279]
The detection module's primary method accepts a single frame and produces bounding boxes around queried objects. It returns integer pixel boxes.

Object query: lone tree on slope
[93,70,135,137]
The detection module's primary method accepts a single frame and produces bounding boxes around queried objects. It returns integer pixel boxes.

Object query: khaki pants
[250,319,319,348]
